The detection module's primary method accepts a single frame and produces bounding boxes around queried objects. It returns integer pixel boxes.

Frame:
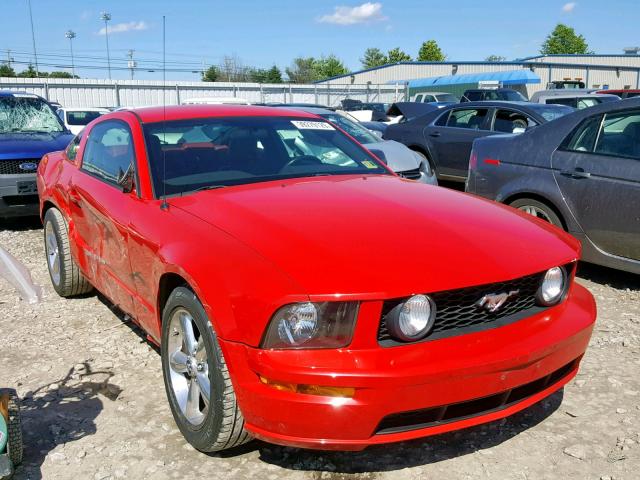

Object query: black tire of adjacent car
[43,208,93,297]
[161,287,251,452]
[4,390,23,466]
[509,198,564,229]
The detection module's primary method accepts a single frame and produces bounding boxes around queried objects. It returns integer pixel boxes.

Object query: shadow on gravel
[0,216,42,232]
[14,363,122,480]
[577,262,640,291]
[253,390,564,475]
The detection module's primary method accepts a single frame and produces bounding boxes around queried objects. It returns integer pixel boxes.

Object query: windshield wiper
[184,184,228,196]
[8,128,55,133]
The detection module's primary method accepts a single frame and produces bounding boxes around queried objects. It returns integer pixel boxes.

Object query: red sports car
[37,105,596,452]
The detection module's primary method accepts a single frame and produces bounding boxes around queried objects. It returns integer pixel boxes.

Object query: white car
[181,97,250,105]
[57,108,110,135]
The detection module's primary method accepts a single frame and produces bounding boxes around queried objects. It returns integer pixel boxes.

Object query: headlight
[385,294,436,342]
[537,266,568,306]
[261,302,359,349]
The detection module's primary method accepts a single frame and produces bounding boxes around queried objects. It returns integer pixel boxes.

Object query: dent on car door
[427,107,491,178]
[71,119,139,314]
[552,110,640,260]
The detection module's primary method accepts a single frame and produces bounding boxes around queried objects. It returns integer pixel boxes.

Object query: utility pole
[100,12,112,79]
[5,50,13,67]
[26,0,39,74]
[127,49,136,80]
[65,30,76,77]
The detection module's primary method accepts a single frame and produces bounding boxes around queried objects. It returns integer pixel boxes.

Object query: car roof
[126,104,319,123]
[278,106,334,115]
[463,88,518,93]
[539,93,619,99]
[0,90,45,99]
[61,107,110,111]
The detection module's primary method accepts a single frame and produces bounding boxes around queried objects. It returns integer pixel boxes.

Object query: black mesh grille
[397,168,421,180]
[0,159,40,175]
[375,357,580,435]
[378,266,573,346]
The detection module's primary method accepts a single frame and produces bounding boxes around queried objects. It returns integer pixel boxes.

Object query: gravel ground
[1,217,639,480]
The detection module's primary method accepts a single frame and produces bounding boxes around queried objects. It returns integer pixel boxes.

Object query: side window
[414,95,423,103]
[434,111,450,126]
[445,109,489,130]
[66,132,83,161]
[547,98,576,107]
[465,91,482,101]
[424,95,436,103]
[561,115,602,152]
[594,111,640,159]
[82,120,135,185]
[493,109,537,133]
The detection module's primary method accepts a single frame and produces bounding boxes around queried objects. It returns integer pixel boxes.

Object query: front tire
[43,208,93,297]
[509,198,563,229]
[1,389,23,466]
[161,287,250,452]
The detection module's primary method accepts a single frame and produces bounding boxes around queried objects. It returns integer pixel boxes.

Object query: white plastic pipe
[0,245,42,304]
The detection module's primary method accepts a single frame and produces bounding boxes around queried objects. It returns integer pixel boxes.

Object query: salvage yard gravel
[1,220,639,480]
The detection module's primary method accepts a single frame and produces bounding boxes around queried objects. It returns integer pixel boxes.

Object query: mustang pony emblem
[476,290,520,313]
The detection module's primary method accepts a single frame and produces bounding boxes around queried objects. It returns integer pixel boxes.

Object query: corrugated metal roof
[407,70,541,87]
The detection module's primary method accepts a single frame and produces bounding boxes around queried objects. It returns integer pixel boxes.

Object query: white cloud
[562,2,577,13]
[318,2,387,26]
[98,21,148,35]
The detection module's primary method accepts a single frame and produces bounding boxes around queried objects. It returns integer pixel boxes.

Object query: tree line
[0,24,592,83]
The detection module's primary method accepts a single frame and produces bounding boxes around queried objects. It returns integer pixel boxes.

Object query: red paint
[484,158,501,165]
[37,105,596,450]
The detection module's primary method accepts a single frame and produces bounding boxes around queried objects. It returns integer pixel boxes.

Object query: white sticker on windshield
[291,120,335,130]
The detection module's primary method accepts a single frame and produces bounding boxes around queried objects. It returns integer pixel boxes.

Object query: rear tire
[2,390,23,466]
[43,208,93,297]
[509,198,563,229]
[161,287,251,452]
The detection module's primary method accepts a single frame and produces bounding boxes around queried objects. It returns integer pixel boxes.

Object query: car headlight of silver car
[261,302,359,349]
[536,266,568,306]
[414,153,432,176]
[385,294,436,342]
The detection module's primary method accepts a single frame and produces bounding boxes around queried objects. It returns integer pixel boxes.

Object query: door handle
[560,169,591,179]
[429,132,441,138]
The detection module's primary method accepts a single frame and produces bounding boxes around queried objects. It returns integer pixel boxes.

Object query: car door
[424,107,491,179]
[69,118,138,314]
[552,110,640,260]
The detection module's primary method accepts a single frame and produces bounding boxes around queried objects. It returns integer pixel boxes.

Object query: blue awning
[407,70,541,88]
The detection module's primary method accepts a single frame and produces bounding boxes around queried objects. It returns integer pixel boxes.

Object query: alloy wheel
[45,222,61,286]
[517,205,553,223]
[167,308,211,427]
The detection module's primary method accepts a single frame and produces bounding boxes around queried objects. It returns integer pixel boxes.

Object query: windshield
[143,116,388,197]
[66,110,104,126]
[320,113,379,144]
[0,96,63,134]
[498,91,528,101]
[435,94,459,103]
[536,105,574,121]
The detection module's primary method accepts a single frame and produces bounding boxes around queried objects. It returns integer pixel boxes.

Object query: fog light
[259,376,355,398]
[537,266,567,306]
[386,294,436,342]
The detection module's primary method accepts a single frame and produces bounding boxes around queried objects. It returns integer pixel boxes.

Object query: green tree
[18,64,39,78]
[48,71,76,78]
[265,65,283,83]
[485,54,506,62]
[417,40,445,62]
[0,64,16,77]
[314,55,348,80]
[541,24,592,54]
[286,57,317,83]
[248,68,269,83]
[361,48,388,69]
[387,47,412,63]
[201,65,219,82]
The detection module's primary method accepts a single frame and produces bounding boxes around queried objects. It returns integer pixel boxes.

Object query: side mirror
[512,126,526,134]
[117,163,135,193]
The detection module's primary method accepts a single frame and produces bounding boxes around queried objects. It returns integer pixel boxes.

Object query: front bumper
[0,173,39,218]
[220,283,595,451]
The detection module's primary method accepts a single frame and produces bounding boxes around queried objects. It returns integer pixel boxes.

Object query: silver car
[286,107,438,185]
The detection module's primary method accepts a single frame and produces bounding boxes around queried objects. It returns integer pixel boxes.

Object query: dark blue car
[0,91,73,218]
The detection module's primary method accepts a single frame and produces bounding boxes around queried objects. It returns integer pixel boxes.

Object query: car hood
[171,175,579,297]
[364,139,420,172]
[0,131,74,160]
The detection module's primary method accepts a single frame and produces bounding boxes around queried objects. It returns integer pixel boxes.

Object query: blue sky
[1,0,638,80]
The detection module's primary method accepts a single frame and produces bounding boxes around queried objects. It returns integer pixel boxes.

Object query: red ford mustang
[37,105,596,452]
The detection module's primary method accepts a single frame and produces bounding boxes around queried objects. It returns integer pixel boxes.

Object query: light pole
[26,0,39,74]
[65,30,76,77]
[100,12,112,79]
[127,49,136,80]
